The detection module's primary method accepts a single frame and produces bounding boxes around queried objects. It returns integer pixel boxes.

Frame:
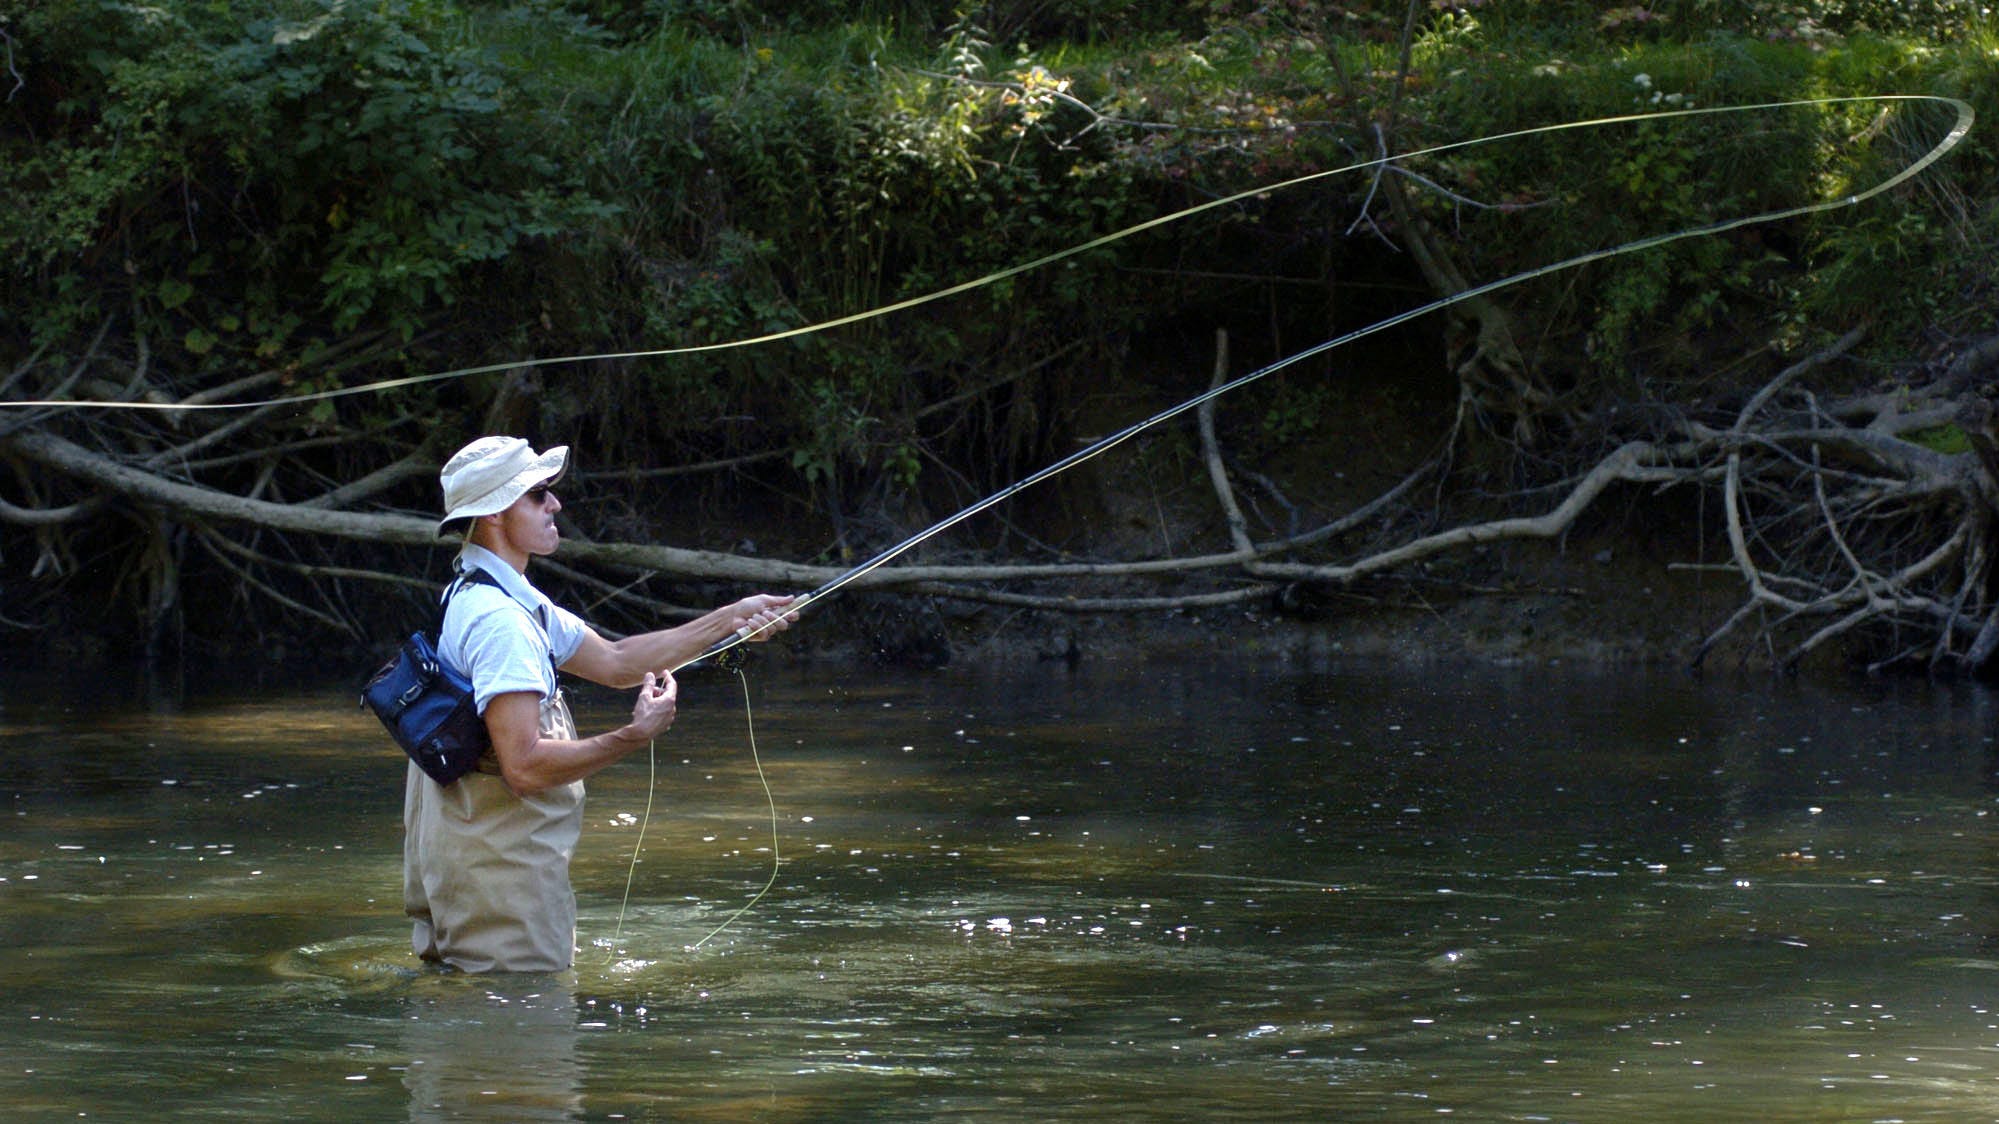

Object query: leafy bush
[4,0,1992,480]
[4,0,613,362]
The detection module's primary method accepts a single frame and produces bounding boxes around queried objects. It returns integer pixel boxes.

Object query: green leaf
[157,278,195,310]
[1907,425,1971,455]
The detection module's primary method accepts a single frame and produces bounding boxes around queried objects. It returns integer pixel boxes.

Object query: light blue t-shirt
[438,543,589,716]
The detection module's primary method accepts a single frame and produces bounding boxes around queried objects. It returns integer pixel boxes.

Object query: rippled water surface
[4,655,1999,1120]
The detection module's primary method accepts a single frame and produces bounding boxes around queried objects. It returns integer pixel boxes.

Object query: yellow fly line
[610,665,779,957]
[18,97,1970,959]
[659,94,1976,676]
[0,96,1973,416]
[579,96,1982,957]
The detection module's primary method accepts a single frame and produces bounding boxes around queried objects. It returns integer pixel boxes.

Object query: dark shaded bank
[817,533,1729,672]
[7,4,1995,682]
[2,366,1919,688]
[43,520,1753,697]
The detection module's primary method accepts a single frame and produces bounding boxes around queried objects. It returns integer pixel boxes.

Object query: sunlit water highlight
[4,656,1998,1120]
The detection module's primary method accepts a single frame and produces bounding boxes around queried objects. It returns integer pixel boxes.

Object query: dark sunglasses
[525,483,555,503]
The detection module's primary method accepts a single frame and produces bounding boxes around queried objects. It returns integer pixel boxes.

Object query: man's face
[497,480,562,556]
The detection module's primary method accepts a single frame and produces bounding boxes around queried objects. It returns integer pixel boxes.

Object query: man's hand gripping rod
[678,592,818,674]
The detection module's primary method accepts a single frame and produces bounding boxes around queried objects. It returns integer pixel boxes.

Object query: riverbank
[941,558,1729,672]
[743,522,1746,675]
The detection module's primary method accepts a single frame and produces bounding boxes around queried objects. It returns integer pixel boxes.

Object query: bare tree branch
[303,451,431,510]
[1,23,23,103]
[193,530,356,636]
[1199,329,1255,555]
[1248,441,1670,585]
[6,305,1995,677]
[0,494,102,527]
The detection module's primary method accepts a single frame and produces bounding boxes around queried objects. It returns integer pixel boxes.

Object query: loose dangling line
[682,665,780,952]
[609,734,657,952]
[609,665,778,956]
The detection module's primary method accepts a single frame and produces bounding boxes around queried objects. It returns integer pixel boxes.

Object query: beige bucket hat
[437,436,568,535]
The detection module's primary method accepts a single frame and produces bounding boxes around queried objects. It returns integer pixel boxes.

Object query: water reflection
[2,657,1997,1120]
[402,977,580,1122]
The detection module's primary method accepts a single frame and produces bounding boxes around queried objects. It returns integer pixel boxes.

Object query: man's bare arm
[484,673,676,796]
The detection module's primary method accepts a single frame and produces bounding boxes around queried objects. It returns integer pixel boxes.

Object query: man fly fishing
[404,436,798,972]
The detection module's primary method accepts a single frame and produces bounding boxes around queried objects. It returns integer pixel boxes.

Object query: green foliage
[4,0,1993,499]
[1685,0,1989,40]
[1393,13,1990,377]
[1437,0,1989,45]
[1905,422,1971,454]
[557,0,1199,45]
[530,8,1166,492]
[1260,378,1341,445]
[215,1,620,336]
[1801,208,1950,328]
[8,0,1998,657]
[3,0,615,363]
[585,1,1992,472]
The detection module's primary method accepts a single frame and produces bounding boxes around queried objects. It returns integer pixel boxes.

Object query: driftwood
[5,316,1999,671]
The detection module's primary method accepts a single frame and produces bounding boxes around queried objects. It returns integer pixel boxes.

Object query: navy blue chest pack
[360,570,531,787]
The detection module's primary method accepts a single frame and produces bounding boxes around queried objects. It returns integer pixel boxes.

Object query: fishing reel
[715,645,747,674]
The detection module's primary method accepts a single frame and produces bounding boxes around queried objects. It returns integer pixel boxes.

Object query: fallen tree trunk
[5,318,1997,673]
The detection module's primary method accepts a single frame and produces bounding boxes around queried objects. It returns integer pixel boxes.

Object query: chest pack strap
[440,568,560,679]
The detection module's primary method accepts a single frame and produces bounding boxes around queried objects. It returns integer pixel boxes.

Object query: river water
[3,654,1997,1121]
